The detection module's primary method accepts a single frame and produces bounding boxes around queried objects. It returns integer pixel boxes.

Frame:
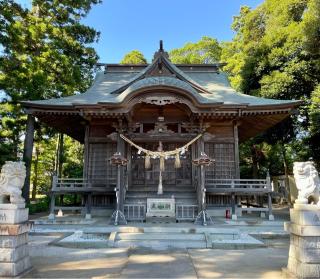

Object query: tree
[309,85,320,168]
[169,36,221,64]
[0,0,101,202]
[221,0,320,169]
[120,50,147,64]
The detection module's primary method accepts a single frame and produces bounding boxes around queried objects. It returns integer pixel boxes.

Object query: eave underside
[30,106,293,143]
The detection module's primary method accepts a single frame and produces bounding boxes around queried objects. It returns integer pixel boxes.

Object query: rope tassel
[145,154,151,169]
[175,152,181,168]
[160,156,165,172]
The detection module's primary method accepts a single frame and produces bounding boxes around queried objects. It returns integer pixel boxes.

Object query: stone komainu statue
[0,161,26,204]
[293,161,320,206]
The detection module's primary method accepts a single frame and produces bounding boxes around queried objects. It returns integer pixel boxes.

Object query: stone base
[0,208,28,224]
[0,203,25,210]
[0,205,32,277]
[289,243,320,263]
[48,213,55,220]
[0,222,32,236]
[231,214,237,220]
[287,256,320,279]
[0,244,29,262]
[0,233,28,248]
[146,215,176,223]
[0,256,31,277]
[285,204,320,278]
[268,214,274,221]
[282,267,298,279]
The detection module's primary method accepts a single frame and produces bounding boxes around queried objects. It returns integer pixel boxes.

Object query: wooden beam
[22,114,35,204]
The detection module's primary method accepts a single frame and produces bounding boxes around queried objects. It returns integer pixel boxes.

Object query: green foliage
[30,135,84,196]
[309,85,320,168]
[27,196,50,214]
[0,0,100,102]
[120,50,147,64]
[169,36,221,64]
[0,0,100,199]
[222,0,320,171]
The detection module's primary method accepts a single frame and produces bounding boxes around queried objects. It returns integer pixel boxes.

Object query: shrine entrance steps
[124,185,197,205]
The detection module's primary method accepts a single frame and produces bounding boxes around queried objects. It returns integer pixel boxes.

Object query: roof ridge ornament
[152,40,170,62]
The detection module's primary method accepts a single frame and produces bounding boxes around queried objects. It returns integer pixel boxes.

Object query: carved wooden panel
[87,143,117,186]
[204,143,235,179]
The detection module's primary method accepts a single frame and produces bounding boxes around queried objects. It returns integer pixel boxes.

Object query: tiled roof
[22,56,300,108]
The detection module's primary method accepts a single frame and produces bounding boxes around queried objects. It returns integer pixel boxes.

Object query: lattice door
[87,143,117,187]
[204,143,235,179]
[131,142,192,186]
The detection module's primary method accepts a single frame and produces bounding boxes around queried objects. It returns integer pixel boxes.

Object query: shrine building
[22,43,300,222]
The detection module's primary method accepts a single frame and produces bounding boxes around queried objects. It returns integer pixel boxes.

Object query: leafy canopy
[221,0,320,169]
[169,36,221,64]
[120,50,147,64]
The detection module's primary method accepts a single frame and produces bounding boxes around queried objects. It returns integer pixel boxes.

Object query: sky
[17,0,263,63]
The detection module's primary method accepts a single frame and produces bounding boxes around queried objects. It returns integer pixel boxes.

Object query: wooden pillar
[85,193,92,219]
[267,172,274,220]
[233,121,240,179]
[117,133,125,212]
[22,114,35,204]
[196,140,201,209]
[48,193,55,220]
[83,125,90,180]
[127,144,132,190]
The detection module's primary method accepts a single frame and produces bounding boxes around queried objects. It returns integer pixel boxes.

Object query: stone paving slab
[23,233,291,279]
[119,248,197,279]
[189,247,289,278]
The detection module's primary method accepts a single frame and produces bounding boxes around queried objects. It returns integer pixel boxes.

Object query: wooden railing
[176,204,198,221]
[205,178,272,194]
[124,203,146,221]
[52,176,117,192]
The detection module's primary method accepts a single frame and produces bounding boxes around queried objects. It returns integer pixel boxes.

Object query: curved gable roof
[22,49,301,109]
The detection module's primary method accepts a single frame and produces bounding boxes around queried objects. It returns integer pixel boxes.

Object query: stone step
[125,192,196,198]
[115,240,207,250]
[128,189,195,193]
[116,232,205,241]
[115,239,207,249]
[124,198,197,204]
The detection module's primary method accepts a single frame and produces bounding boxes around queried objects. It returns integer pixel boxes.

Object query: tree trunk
[22,114,35,204]
[282,145,292,206]
[31,145,39,201]
[251,145,259,179]
[55,133,64,177]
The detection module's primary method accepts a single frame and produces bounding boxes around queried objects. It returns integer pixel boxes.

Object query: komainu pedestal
[0,204,32,277]
[283,204,320,279]
[0,161,32,277]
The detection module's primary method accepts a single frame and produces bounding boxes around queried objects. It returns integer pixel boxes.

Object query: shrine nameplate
[146,198,175,217]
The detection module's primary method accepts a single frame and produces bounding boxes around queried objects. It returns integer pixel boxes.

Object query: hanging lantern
[109,152,128,166]
[192,152,214,166]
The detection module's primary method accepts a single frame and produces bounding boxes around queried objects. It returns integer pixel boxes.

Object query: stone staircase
[124,185,197,205]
